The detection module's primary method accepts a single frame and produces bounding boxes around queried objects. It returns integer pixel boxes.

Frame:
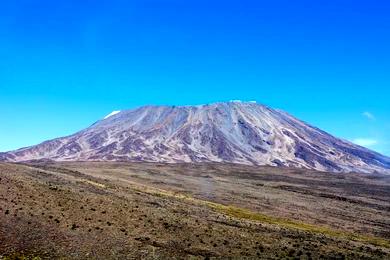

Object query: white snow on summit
[104,111,121,119]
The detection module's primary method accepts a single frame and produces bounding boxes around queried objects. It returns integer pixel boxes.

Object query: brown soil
[0,162,389,259]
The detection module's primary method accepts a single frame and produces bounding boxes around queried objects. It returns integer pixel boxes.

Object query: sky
[0,0,389,155]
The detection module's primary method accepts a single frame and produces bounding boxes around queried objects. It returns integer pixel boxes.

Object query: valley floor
[0,162,389,259]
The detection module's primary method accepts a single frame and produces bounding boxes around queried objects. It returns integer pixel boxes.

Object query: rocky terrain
[1,102,390,174]
[1,162,390,259]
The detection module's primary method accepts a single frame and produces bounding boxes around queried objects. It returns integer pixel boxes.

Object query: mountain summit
[2,101,390,173]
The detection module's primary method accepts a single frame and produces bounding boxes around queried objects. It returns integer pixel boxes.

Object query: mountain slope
[2,101,390,173]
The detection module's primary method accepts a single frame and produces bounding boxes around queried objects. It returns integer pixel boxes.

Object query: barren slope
[2,102,390,173]
[1,162,389,259]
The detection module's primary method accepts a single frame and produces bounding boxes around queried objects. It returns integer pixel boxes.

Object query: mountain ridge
[2,101,390,174]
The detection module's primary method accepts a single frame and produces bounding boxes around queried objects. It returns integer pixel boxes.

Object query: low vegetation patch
[139,184,390,249]
[207,202,390,249]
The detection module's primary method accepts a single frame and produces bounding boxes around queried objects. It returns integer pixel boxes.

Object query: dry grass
[130,180,390,249]
[0,162,389,259]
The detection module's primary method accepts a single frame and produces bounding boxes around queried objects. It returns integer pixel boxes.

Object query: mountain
[1,101,390,173]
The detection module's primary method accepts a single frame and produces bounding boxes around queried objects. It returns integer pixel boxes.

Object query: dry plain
[1,162,390,259]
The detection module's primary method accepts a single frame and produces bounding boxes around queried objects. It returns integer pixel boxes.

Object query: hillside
[2,102,390,174]
[1,162,389,259]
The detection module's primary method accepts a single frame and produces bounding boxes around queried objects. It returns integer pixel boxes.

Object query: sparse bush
[71,224,79,230]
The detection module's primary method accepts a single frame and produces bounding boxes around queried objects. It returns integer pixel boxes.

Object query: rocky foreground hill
[1,162,389,259]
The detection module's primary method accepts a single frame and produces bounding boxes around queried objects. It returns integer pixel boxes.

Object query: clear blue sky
[1,0,389,155]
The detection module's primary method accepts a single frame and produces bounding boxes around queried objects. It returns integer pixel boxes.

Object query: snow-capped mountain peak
[2,102,390,174]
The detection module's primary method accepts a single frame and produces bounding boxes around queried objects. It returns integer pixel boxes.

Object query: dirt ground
[0,162,389,259]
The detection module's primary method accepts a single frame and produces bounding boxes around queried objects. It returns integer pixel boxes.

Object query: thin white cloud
[362,111,375,120]
[352,138,378,147]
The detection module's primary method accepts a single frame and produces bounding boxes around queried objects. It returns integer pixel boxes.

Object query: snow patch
[352,138,378,147]
[104,111,121,119]
[229,100,257,104]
